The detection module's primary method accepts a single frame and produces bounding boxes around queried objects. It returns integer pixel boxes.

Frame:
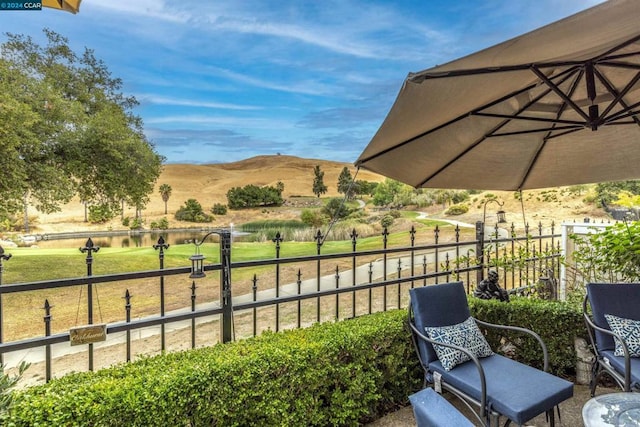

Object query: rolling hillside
[31,154,608,234]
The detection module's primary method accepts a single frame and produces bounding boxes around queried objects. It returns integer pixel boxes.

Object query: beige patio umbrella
[42,0,81,14]
[356,0,640,191]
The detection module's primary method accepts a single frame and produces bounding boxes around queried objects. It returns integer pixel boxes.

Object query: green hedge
[6,298,585,426]
[7,310,421,426]
[469,296,585,376]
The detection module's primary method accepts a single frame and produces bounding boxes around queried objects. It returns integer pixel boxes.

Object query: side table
[582,392,640,426]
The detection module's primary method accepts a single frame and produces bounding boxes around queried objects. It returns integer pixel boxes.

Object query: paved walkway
[367,384,617,427]
[4,245,463,370]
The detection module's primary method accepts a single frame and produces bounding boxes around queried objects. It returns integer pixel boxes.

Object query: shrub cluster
[6,298,584,425]
[469,296,584,376]
[226,184,283,209]
[8,310,421,426]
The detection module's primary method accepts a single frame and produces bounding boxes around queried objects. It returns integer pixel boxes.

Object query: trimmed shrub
[469,297,584,376]
[8,310,421,426]
[445,204,469,215]
[6,300,583,425]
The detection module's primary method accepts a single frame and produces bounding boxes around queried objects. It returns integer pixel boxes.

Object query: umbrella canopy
[42,0,81,14]
[356,0,640,191]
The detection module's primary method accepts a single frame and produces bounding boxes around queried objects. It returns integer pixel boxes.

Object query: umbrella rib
[591,34,640,63]
[517,67,584,189]
[530,65,590,122]
[545,127,583,140]
[357,66,581,166]
[475,112,583,127]
[599,60,640,71]
[489,125,582,138]
[593,67,640,128]
[604,104,640,124]
[410,60,593,82]
[416,76,573,187]
[597,68,640,126]
[596,69,640,122]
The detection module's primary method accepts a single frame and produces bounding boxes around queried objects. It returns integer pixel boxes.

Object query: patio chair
[583,282,640,395]
[409,387,474,427]
[408,282,573,427]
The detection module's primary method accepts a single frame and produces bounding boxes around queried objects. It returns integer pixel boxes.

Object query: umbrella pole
[518,190,527,229]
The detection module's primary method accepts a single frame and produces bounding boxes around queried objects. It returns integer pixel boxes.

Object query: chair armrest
[474,318,549,372]
[583,312,632,390]
[408,321,488,420]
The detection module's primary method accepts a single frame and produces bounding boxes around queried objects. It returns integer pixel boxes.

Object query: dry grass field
[31,155,385,234]
[28,154,609,235]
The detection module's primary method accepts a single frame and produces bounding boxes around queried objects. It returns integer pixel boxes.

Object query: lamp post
[478,199,507,283]
[482,199,507,233]
[189,229,233,343]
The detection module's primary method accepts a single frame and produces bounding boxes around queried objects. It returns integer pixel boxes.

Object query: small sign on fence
[70,324,107,346]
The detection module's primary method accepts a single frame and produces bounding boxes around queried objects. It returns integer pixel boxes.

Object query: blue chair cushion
[410,282,471,365]
[409,387,474,427]
[605,314,640,357]
[587,283,640,352]
[428,354,574,425]
[425,316,494,371]
[600,349,640,389]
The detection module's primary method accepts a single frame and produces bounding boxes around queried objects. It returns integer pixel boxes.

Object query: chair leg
[589,362,599,397]
[547,407,555,427]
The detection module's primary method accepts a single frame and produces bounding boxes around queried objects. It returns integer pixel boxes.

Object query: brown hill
[30,154,609,234]
[34,155,385,233]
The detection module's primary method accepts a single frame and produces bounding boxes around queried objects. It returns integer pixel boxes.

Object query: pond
[24,229,249,250]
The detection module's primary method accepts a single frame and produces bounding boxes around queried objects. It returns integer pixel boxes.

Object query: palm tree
[159,184,172,215]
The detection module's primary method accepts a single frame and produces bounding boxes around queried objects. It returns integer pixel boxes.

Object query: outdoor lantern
[189,253,206,279]
[482,199,506,229]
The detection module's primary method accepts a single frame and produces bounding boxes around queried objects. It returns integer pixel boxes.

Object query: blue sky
[0,0,603,164]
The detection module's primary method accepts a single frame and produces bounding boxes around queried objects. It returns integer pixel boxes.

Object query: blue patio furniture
[409,387,473,427]
[584,282,640,395]
[408,282,573,427]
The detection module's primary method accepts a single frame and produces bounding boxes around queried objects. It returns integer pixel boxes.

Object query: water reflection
[31,230,233,249]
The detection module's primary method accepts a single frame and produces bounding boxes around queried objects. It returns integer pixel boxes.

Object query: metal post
[80,238,99,371]
[0,246,11,366]
[153,236,169,351]
[350,229,358,317]
[124,290,131,362]
[43,299,52,382]
[382,227,389,310]
[252,274,258,336]
[296,269,302,328]
[219,230,233,343]
[410,226,416,289]
[189,229,233,344]
[190,281,197,348]
[272,232,282,332]
[315,230,323,322]
[476,221,485,284]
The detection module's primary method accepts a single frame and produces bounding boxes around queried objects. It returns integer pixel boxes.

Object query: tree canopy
[0,29,164,220]
[312,165,327,198]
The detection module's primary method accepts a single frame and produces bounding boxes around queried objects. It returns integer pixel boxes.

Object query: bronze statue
[474,270,509,302]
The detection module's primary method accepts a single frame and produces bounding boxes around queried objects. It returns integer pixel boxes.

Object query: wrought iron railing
[0,221,560,383]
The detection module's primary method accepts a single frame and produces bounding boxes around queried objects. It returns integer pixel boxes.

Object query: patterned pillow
[604,314,640,357]
[425,317,494,371]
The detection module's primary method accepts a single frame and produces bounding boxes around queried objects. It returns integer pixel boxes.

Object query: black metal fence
[0,221,561,383]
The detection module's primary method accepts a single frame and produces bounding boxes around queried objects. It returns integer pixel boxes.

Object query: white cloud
[145,115,293,130]
[138,95,261,111]
[88,0,190,23]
